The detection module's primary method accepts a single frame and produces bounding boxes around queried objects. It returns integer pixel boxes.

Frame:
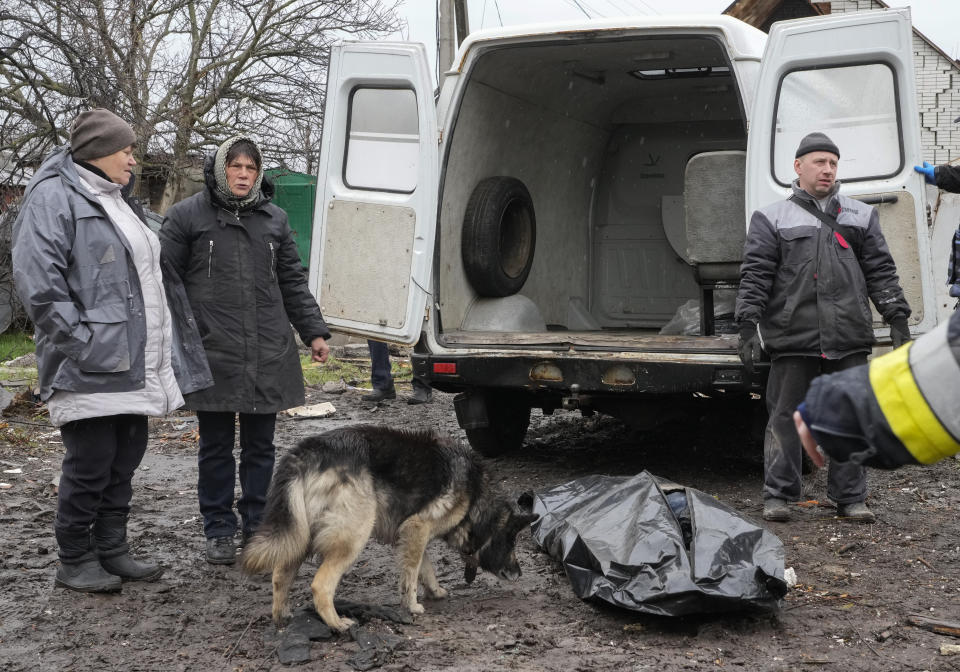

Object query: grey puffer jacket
[736,181,910,359]
[159,157,331,414]
[12,146,212,401]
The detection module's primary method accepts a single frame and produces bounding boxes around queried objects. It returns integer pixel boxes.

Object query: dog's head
[458,496,537,583]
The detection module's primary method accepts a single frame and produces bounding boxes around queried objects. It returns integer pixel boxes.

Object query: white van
[308,9,936,456]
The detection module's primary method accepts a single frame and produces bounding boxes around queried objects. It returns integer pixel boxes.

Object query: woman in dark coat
[160,136,331,565]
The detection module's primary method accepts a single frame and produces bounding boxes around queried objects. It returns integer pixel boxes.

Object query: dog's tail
[240,476,311,573]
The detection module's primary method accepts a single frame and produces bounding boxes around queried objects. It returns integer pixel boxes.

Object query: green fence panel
[265,169,317,267]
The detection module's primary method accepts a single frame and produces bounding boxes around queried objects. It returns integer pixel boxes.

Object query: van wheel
[464,394,532,457]
[462,176,536,297]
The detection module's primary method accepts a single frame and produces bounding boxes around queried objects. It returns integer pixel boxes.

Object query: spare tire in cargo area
[461,176,536,297]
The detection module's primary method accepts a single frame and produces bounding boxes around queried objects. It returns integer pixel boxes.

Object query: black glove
[738,322,763,375]
[889,317,911,348]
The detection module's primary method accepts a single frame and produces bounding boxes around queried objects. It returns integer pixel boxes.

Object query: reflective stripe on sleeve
[909,320,960,442]
[869,324,960,464]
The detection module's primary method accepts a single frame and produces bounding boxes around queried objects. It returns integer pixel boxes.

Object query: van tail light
[433,362,457,375]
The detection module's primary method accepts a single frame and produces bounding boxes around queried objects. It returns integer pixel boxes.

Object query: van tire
[464,393,531,457]
[462,177,536,297]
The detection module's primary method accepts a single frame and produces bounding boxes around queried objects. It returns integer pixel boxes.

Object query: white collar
[74,163,122,197]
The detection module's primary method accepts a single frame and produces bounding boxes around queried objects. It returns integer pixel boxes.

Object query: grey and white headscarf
[213,135,264,211]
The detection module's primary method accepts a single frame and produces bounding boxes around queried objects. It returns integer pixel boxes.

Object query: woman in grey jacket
[12,109,212,593]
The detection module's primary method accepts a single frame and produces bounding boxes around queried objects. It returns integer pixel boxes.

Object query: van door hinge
[424,305,430,321]
[437,128,443,145]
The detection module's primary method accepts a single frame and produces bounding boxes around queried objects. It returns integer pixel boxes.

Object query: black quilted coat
[159,158,330,413]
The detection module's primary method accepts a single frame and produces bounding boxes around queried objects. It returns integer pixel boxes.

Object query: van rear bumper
[411,351,760,396]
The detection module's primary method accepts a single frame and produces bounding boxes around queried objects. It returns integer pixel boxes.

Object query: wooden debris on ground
[907,615,960,638]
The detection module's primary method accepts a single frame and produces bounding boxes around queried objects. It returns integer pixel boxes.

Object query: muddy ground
[1,349,959,672]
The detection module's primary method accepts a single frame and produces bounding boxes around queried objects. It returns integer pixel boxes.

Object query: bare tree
[0,0,403,208]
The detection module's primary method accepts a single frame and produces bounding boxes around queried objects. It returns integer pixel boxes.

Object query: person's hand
[913,161,936,185]
[737,322,762,375]
[310,336,330,363]
[889,317,911,348]
[793,410,825,468]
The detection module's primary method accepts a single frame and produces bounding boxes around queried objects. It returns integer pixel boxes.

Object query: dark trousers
[56,415,148,540]
[764,354,867,504]
[367,340,431,393]
[367,340,394,391]
[197,411,276,539]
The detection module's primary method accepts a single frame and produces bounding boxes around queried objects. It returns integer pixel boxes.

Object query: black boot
[93,514,164,582]
[407,384,433,405]
[55,527,122,593]
[362,387,396,402]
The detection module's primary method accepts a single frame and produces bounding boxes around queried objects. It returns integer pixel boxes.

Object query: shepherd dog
[241,425,536,631]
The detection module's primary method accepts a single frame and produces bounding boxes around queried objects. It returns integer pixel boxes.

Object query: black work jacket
[935,164,960,193]
[159,159,330,413]
[736,181,910,359]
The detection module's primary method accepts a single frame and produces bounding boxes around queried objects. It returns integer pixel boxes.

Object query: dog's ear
[516,491,535,512]
[509,510,538,534]
[514,492,538,532]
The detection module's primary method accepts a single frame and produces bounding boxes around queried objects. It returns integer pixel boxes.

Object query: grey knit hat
[795,131,840,159]
[70,109,136,160]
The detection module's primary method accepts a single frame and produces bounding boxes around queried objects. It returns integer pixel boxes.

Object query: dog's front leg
[419,550,448,599]
[396,518,432,614]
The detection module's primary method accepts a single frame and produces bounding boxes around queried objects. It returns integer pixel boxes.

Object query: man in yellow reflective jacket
[794,309,960,470]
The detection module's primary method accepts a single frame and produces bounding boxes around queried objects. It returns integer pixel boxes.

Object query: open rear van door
[746,9,936,334]
[308,41,438,343]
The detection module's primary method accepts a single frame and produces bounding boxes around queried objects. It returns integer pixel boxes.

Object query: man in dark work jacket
[736,132,911,524]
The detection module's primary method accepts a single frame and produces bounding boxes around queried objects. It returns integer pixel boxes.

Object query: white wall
[438,81,605,330]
